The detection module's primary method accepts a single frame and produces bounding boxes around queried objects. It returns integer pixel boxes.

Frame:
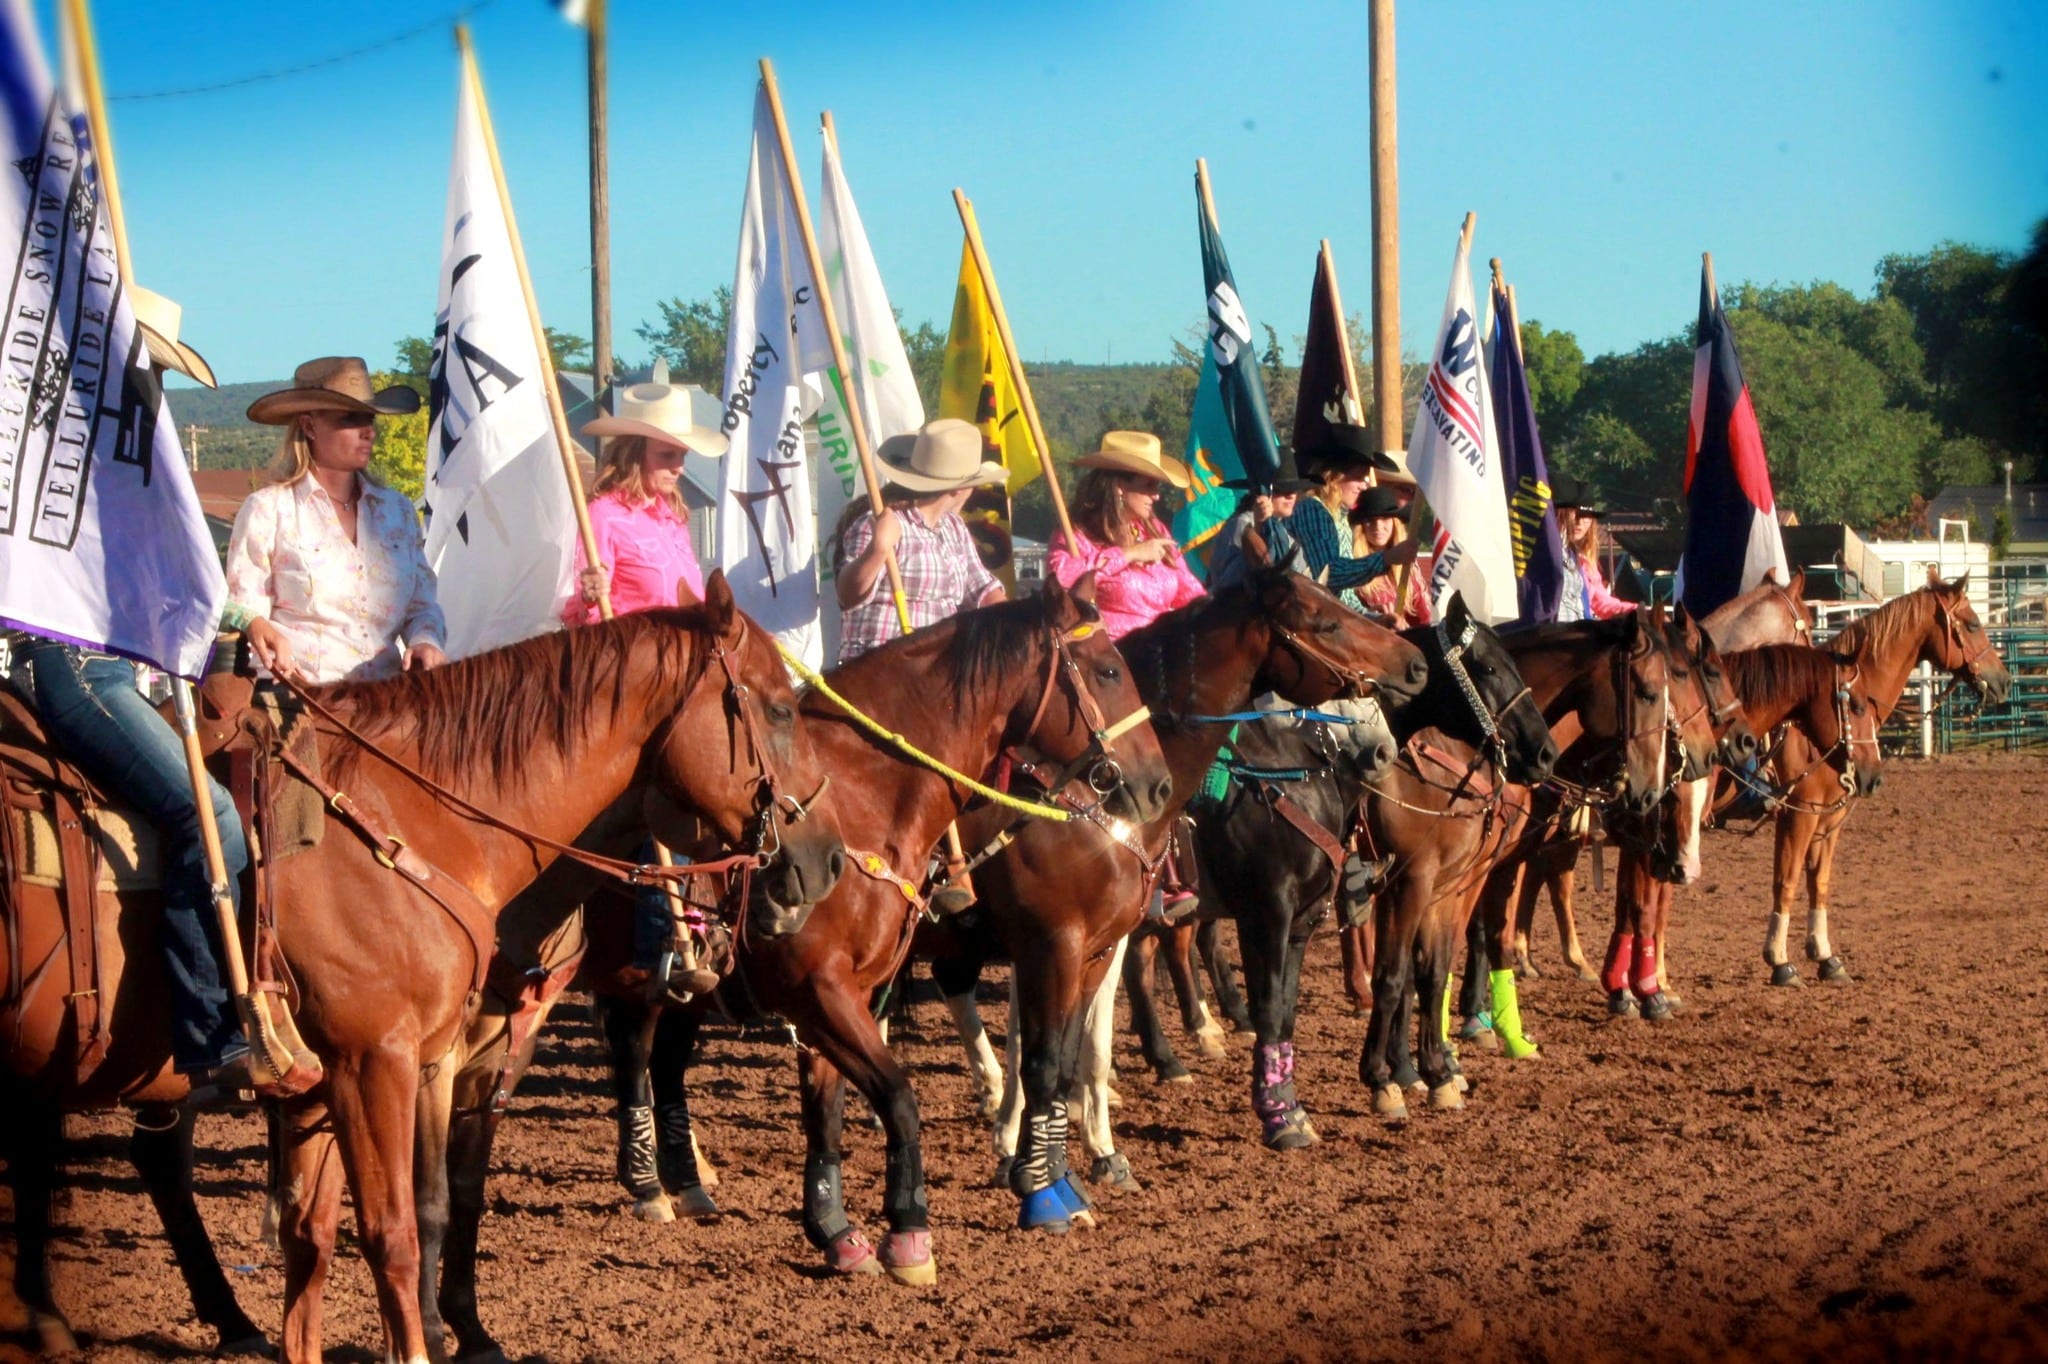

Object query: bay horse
[423,571,1173,1337]
[1,574,846,1363]
[1757,572,2008,984]
[923,543,1427,1220]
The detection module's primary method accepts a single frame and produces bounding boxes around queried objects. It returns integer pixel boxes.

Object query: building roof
[1927,484,2048,544]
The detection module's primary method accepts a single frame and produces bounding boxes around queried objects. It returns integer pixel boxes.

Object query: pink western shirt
[562,491,706,625]
[1048,524,1206,640]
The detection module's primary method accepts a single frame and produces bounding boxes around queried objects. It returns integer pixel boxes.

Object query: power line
[110,0,498,102]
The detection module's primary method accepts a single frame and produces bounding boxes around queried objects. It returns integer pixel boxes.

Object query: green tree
[902,317,946,413]
[369,370,428,501]
[1516,318,1584,436]
[636,287,733,388]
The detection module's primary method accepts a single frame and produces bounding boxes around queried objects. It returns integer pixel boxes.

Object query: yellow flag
[938,240,1041,492]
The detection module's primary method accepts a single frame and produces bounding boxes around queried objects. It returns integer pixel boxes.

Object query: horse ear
[701,568,741,642]
[1787,567,1806,597]
[1242,525,1272,569]
[1444,590,1469,630]
[1315,564,1331,588]
[1949,570,1970,594]
[1046,569,1092,631]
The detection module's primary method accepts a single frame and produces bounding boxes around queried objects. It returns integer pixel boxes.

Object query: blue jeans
[10,640,248,1072]
[632,838,679,969]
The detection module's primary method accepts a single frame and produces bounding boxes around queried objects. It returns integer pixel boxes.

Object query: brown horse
[0,576,846,1362]
[1757,573,2009,984]
[934,541,1426,1211]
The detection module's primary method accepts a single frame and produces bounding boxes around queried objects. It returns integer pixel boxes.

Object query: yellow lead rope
[775,642,1072,822]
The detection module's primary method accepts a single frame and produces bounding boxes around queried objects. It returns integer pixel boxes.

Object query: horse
[1757,572,2009,984]
[912,541,1427,1226]
[1597,641,1888,1017]
[1,575,847,1362]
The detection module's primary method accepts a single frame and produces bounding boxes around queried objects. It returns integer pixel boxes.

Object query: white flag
[812,123,924,660]
[715,83,832,668]
[1408,226,1516,625]
[0,0,223,678]
[420,65,574,658]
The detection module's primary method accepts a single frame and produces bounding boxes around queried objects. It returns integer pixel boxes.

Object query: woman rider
[561,376,730,999]
[1350,485,1432,626]
[1048,430,1205,914]
[1550,472,1633,622]
[1281,423,1420,602]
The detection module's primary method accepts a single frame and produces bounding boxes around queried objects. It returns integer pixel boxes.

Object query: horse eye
[1097,665,1121,684]
[1635,684,1660,702]
[767,702,796,726]
[1313,619,1340,635]
[1704,665,1722,680]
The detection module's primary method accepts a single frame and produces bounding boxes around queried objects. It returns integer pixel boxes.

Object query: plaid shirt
[1283,496,1392,591]
[836,509,1000,663]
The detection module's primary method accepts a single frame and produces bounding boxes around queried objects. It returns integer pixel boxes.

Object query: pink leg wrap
[1601,933,1636,995]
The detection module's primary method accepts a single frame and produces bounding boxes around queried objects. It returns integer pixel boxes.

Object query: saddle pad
[9,801,162,890]
[249,689,324,859]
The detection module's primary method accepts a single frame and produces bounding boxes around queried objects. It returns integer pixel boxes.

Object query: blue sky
[46,0,2048,386]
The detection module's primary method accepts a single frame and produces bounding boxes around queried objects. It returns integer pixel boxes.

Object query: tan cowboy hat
[876,418,1007,494]
[582,364,730,457]
[130,286,217,389]
[1076,430,1191,489]
[247,356,422,424]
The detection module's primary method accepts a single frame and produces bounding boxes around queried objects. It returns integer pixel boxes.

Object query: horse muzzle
[750,841,846,937]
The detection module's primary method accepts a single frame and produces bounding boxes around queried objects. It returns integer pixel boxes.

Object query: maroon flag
[1291,244,1361,456]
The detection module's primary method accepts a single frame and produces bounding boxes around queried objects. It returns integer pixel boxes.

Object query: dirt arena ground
[14,752,2048,1362]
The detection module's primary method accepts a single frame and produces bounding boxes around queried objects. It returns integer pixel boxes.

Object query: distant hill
[165,380,278,470]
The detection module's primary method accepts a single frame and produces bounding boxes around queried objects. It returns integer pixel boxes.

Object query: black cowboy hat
[1296,422,1400,478]
[1350,484,1404,522]
[1223,445,1315,494]
[1549,470,1605,518]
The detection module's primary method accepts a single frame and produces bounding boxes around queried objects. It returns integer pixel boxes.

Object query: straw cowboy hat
[247,357,422,424]
[130,286,216,389]
[876,417,1008,493]
[582,366,730,457]
[1076,430,1191,489]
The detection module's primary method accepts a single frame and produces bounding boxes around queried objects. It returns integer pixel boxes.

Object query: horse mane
[1510,615,1637,648]
[1720,643,1836,711]
[318,609,714,792]
[1826,587,1933,667]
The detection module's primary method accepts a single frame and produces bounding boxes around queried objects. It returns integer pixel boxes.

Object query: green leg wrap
[1489,968,1539,1059]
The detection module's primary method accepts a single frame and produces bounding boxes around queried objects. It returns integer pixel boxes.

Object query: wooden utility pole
[587,0,612,399]
[1368,0,1401,460]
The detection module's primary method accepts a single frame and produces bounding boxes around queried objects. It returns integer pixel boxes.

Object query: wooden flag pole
[1367,0,1402,461]
[587,0,612,400]
[1702,251,1718,304]
[952,189,1073,548]
[755,62,911,635]
[459,27,608,621]
[1505,282,1527,367]
[66,0,316,1090]
[1320,239,1364,421]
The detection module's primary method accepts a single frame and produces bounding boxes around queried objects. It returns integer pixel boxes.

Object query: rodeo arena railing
[1810,559,2048,758]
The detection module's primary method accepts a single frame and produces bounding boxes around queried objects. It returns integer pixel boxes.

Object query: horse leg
[1008,935,1095,1234]
[1414,932,1464,1112]
[1552,859,1597,982]
[277,1098,345,1364]
[1197,919,1252,1032]
[991,982,1024,1186]
[1359,883,1417,1120]
[1805,812,1852,982]
[1166,920,1226,1060]
[1631,874,1678,1021]
[1765,810,1814,986]
[1,1090,74,1356]
[411,1054,459,1364]
[795,1046,883,1276]
[437,1099,504,1362]
[1122,928,1189,1083]
[596,996,671,1222]
[1456,900,1492,1038]
[932,952,1004,1122]
[1477,861,1540,1060]
[1078,935,1138,1191]
[328,1050,433,1364]
[1601,850,1644,1018]
[1236,888,1311,1149]
[128,1102,267,1355]
[648,1008,715,1214]
[1338,918,1373,1014]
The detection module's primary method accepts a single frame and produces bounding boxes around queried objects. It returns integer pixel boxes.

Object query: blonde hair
[592,436,689,519]
[1311,467,1354,520]
[256,413,386,489]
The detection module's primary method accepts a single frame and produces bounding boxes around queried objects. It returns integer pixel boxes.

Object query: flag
[0,0,222,679]
[715,82,832,668]
[937,240,1038,579]
[420,61,575,658]
[1408,225,1515,624]
[1678,263,1787,616]
[1292,247,1361,462]
[813,122,923,657]
[1487,281,1564,625]
[1173,175,1281,559]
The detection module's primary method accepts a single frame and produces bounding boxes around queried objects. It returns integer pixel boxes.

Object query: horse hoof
[1452,1072,1470,1093]
[976,1094,1003,1122]
[630,1193,675,1223]
[1372,1083,1410,1121]
[1428,1080,1466,1111]
[1638,991,1675,1022]
[1105,1084,1124,1108]
[1156,1061,1193,1085]
[1263,1111,1320,1150]
[1768,962,1803,987]
[1193,1028,1229,1061]
[991,1155,1015,1189]
[1457,1012,1493,1042]
[1056,1178,1099,1231]
[1818,956,1852,983]
[32,1312,78,1356]
[1607,989,1640,1019]
[1517,958,1543,981]
[1573,963,1601,985]
[1089,1152,1142,1192]
[1017,1185,1072,1233]
[880,1230,937,1285]
[213,1329,275,1359]
[671,1185,720,1218]
[825,1227,884,1276]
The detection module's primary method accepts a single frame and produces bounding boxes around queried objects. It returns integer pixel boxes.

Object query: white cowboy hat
[876,417,1008,494]
[1075,430,1191,489]
[131,286,216,389]
[582,362,730,457]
